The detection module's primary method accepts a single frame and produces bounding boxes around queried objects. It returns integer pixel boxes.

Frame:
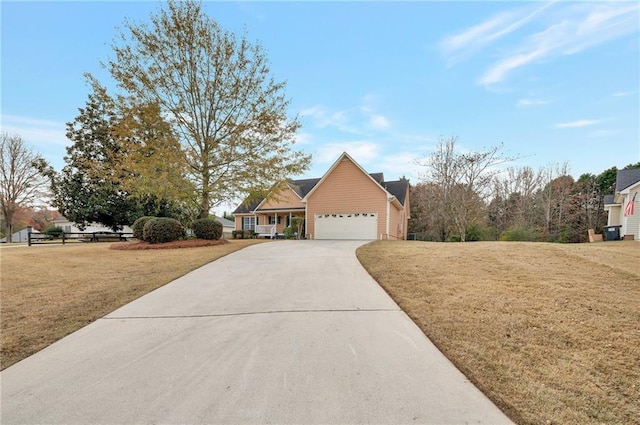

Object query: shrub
[243,229,255,239]
[283,226,295,239]
[499,226,541,242]
[142,217,185,244]
[192,217,222,240]
[232,230,244,239]
[43,226,64,238]
[131,216,155,240]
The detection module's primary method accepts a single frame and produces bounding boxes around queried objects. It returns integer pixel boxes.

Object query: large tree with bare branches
[416,135,514,242]
[0,133,48,242]
[107,0,310,217]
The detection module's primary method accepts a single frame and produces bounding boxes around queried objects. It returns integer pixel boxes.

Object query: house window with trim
[242,217,255,230]
[268,216,282,225]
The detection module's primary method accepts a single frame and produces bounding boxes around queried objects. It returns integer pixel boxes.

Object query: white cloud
[293,132,313,145]
[370,115,390,129]
[442,2,640,87]
[378,152,421,181]
[554,119,601,128]
[300,106,353,132]
[315,141,379,164]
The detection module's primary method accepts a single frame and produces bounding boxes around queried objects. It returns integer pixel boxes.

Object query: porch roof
[234,207,305,215]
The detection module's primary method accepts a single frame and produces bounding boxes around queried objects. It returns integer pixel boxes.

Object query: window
[268,216,282,225]
[64,226,71,232]
[242,217,255,230]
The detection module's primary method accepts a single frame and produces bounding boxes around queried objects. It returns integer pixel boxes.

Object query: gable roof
[233,152,410,214]
[616,168,640,192]
[383,180,409,205]
[302,152,392,202]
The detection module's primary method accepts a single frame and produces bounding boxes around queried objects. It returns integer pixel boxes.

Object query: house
[233,152,410,240]
[0,227,40,243]
[215,217,235,239]
[52,217,134,234]
[604,167,640,241]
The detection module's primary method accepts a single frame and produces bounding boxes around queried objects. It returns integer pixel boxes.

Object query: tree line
[410,136,639,243]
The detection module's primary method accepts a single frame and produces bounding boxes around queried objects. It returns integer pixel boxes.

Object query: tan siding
[260,187,304,210]
[388,204,400,239]
[306,158,388,239]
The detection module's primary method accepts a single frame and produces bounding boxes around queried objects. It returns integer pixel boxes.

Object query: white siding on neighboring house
[606,169,640,241]
[621,187,639,240]
[52,217,133,234]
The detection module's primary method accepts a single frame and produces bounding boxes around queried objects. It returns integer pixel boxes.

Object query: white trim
[386,198,390,238]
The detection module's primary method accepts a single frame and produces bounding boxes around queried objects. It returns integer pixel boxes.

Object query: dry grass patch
[0,239,264,370]
[357,241,640,425]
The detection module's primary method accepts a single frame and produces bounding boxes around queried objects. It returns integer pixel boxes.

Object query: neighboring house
[51,217,134,234]
[0,227,40,243]
[233,152,410,240]
[215,217,235,239]
[604,167,640,241]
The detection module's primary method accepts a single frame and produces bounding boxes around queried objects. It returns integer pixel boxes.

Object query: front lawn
[357,241,640,425]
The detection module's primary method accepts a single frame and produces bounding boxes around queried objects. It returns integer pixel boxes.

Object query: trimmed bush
[131,216,155,240]
[192,217,222,240]
[142,217,185,244]
[232,230,244,239]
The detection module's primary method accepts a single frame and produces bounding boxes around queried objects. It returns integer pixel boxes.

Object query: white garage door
[314,212,377,240]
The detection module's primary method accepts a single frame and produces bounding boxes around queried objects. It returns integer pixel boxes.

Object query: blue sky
[2,1,639,192]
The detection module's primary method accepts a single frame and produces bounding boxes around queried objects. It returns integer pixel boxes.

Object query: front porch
[236,209,305,239]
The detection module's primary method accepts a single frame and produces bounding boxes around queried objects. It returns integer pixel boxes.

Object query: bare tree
[107,0,310,218]
[0,133,48,242]
[417,135,513,242]
[537,162,570,240]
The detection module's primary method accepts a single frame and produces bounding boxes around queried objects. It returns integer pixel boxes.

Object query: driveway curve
[1,240,512,424]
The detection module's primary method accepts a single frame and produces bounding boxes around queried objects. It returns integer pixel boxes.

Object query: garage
[314,212,377,240]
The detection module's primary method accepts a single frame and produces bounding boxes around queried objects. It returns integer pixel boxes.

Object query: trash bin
[604,225,622,241]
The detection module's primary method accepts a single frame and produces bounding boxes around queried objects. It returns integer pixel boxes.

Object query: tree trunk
[6,220,13,243]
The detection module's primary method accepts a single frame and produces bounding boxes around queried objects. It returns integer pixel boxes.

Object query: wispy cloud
[441,2,640,87]
[554,119,601,128]
[301,95,392,135]
[440,2,555,65]
[612,91,635,97]
[315,141,379,164]
[370,115,390,129]
[518,98,553,107]
[1,114,68,147]
[587,129,621,138]
[300,106,354,132]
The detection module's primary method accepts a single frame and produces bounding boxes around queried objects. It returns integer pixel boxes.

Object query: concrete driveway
[1,240,512,424]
